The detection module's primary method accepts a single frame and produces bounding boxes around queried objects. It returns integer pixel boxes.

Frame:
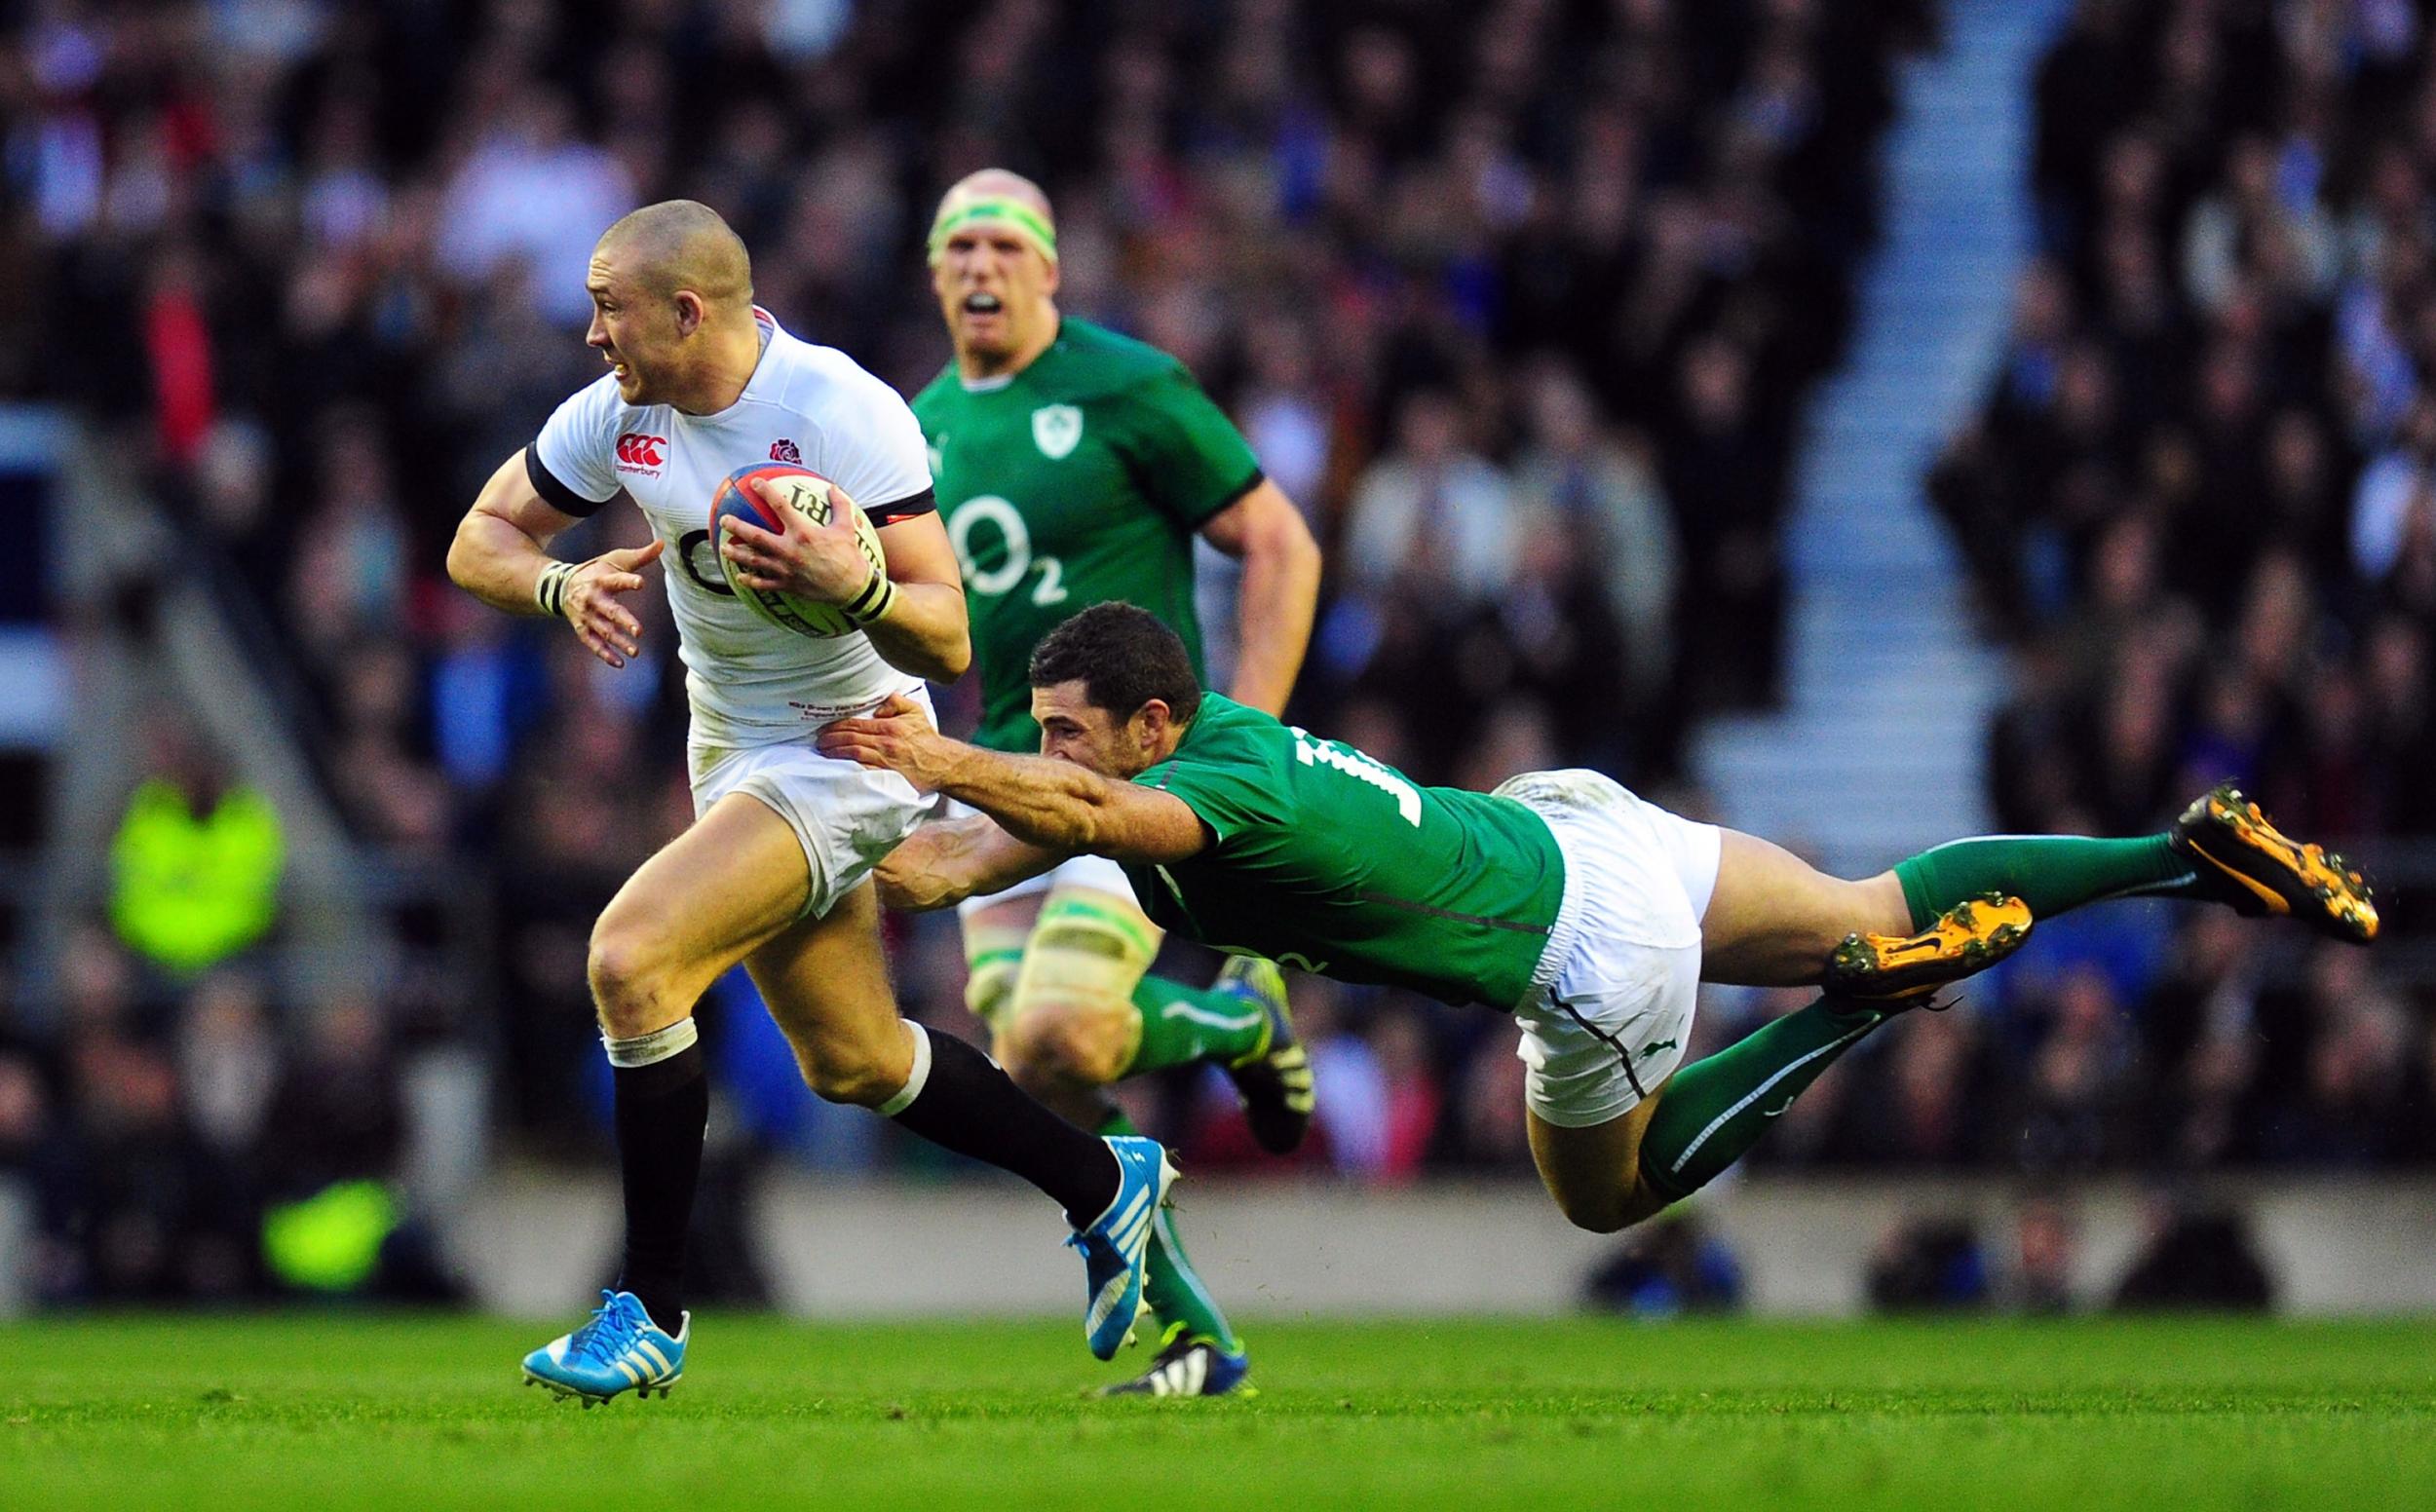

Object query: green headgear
[926,195,1058,266]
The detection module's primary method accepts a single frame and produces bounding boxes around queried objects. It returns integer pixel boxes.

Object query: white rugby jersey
[528,308,938,745]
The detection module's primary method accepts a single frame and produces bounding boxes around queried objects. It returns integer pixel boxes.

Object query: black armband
[526,445,610,518]
[864,486,938,526]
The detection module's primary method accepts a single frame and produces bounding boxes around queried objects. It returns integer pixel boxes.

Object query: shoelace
[564,1291,643,1367]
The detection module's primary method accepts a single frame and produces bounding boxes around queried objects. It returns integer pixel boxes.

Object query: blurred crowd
[1937,0,2436,847]
[1916,0,2436,1192]
[9,0,2435,1306]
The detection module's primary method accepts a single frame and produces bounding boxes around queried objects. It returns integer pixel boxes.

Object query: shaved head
[935,169,1053,223]
[595,200,753,308]
[585,201,763,411]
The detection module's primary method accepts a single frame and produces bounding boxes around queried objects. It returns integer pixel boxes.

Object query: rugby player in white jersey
[446,201,1172,1405]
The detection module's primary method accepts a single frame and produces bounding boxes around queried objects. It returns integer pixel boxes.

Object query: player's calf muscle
[784,1022,912,1106]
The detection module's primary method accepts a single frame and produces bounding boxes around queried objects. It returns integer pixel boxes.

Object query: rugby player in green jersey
[907,171,1323,1395]
[824,603,2378,1233]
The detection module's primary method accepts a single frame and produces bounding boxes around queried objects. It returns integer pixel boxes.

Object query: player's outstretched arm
[874,814,1065,912]
[446,448,664,669]
[1199,478,1320,717]
[818,696,1208,864]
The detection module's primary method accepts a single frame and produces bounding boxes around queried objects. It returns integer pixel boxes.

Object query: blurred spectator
[1510,363,1680,702]
[2006,1191,2079,1315]
[42,1026,257,1303]
[177,971,279,1157]
[1344,389,1531,604]
[107,714,284,978]
[2112,1195,2276,1312]
[1582,1214,1745,1316]
[1866,1215,1991,1311]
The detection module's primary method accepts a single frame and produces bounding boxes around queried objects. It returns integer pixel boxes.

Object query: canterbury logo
[615,434,666,469]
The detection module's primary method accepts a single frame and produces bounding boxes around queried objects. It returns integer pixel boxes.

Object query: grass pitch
[2,1314,2431,1510]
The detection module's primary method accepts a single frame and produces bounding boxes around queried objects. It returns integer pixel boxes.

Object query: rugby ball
[709,463,889,638]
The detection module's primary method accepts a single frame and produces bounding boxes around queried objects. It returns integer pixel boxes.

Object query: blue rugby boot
[1069,1135,1175,1361]
[521,1290,686,1406]
[1100,1324,1253,1398]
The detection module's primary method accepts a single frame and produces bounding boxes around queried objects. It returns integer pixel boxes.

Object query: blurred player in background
[825,604,2379,1238]
[908,171,1323,1396]
[446,202,1173,1406]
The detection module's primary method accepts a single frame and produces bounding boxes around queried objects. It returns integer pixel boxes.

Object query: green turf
[1,1314,2432,1510]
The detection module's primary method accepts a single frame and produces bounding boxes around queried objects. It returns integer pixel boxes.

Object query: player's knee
[1555,1188,1634,1234]
[1003,998,1133,1089]
[1555,1171,1671,1234]
[587,926,676,1038]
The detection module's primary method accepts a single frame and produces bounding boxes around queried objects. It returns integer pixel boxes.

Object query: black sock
[611,1040,707,1334]
[888,1026,1121,1226]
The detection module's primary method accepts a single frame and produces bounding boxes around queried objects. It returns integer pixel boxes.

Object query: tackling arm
[873,813,1065,912]
[1199,478,1321,717]
[817,698,1210,865]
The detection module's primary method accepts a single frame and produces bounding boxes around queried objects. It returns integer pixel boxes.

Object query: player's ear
[672,288,705,336]
[1133,699,1171,745]
[1040,250,1060,299]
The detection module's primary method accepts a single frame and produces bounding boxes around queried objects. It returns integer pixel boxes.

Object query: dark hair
[1029,603,1203,724]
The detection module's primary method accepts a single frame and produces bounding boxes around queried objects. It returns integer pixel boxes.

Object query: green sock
[1097,1110,1239,1353]
[1639,997,1884,1202]
[1125,975,1270,1075]
[1892,833,2206,929]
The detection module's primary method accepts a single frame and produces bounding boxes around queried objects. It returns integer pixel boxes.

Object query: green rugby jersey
[1123,696,1570,1010]
[913,319,1264,752]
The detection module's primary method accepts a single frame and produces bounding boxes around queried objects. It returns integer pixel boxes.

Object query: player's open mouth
[963,293,1003,315]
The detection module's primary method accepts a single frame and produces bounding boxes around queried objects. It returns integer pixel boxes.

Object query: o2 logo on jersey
[615,434,667,474]
[948,495,1069,607]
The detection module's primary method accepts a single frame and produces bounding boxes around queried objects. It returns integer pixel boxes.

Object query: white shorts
[1497,770,1722,1129]
[690,688,935,920]
[940,799,1139,922]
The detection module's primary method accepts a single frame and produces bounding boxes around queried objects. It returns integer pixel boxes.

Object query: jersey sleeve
[1133,752,1281,847]
[822,371,937,525]
[1107,363,1266,529]
[526,378,625,517]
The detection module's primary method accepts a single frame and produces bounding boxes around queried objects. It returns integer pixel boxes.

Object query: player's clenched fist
[818,693,959,789]
[547,538,666,668]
